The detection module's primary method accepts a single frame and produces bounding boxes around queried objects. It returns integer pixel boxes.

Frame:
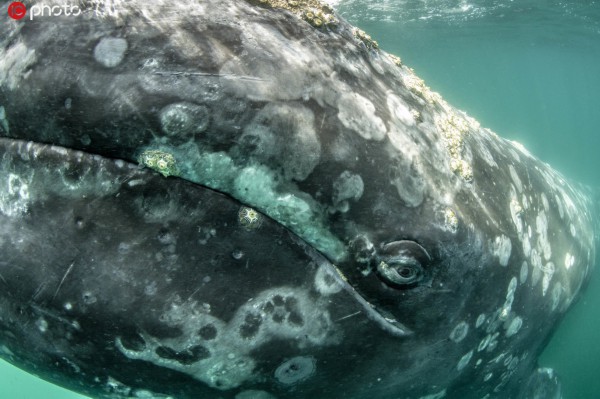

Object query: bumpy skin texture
[0,1,597,399]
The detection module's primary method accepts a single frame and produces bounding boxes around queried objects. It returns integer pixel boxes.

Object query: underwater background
[1,0,599,397]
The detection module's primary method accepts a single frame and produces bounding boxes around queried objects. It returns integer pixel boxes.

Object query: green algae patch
[140,142,347,263]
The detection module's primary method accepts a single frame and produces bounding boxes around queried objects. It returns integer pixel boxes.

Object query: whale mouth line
[320,262,413,337]
[1,137,412,337]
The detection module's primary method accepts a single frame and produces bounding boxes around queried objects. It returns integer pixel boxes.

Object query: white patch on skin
[116,287,336,390]
[510,197,523,234]
[522,235,531,258]
[314,263,343,295]
[508,165,522,193]
[274,356,316,385]
[449,321,469,343]
[530,249,542,286]
[0,173,30,216]
[519,261,528,284]
[386,92,415,126]
[522,194,529,210]
[478,334,491,352]
[541,262,555,296]
[505,316,523,337]
[134,389,175,399]
[418,389,447,399]
[337,92,386,141]
[332,171,364,206]
[0,41,36,90]
[36,318,48,333]
[541,193,549,211]
[0,345,14,357]
[564,253,575,270]
[93,37,128,68]
[486,332,500,352]
[476,314,486,328]
[106,376,131,396]
[536,211,551,261]
[555,194,564,219]
[499,277,518,321]
[0,105,8,134]
[570,224,576,237]
[477,143,498,168]
[551,283,562,311]
[492,235,512,267]
[457,350,474,372]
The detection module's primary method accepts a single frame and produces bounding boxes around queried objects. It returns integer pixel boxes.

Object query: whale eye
[376,240,431,288]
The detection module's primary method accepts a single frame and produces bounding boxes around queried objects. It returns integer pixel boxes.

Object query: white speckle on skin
[449,321,469,343]
[94,37,128,68]
[36,318,48,333]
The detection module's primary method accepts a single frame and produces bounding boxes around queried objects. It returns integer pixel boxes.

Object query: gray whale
[0,0,597,398]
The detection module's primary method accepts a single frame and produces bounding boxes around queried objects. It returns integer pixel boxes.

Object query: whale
[0,0,597,398]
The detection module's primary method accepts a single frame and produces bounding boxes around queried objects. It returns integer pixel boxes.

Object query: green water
[1,0,599,398]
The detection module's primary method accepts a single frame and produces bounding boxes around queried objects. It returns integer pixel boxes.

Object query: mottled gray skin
[0,1,597,399]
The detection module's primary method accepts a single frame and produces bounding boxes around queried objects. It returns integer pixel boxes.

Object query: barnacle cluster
[249,0,338,28]
[353,28,379,50]
[402,70,442,104]
[139,150,179,177]
[436,113,473,182]
[389,54,402,66]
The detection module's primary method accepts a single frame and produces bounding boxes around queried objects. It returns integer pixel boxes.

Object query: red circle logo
[7,2,27,20]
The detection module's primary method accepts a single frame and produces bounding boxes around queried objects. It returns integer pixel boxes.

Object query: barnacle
[238,206,263,230]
